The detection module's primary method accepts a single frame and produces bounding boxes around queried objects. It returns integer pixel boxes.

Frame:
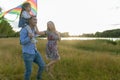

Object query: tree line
[0,17,19,38]
[0,17,70,38]
[81,28,120,37]
[0,7,19,38]
[1,17,120,38]
[1,18,120,38]
[1,7,120,38]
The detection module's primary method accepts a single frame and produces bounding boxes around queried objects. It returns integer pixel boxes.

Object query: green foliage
[0,7,2,12]
[82,33,95,37]
[95,29,120,37]
[99,29,120,37]
[60,32,70,37]
[0,17,17,37]
[81,28,120,37]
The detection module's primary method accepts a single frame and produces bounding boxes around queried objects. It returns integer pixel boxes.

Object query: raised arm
[35,26,46,35]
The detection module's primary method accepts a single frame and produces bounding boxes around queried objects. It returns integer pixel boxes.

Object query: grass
[0,38,120,80]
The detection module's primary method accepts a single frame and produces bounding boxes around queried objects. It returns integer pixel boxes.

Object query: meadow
[0,38,120,80]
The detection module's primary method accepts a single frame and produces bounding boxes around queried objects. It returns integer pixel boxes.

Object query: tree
[0,7,16,37]
[0,7,20,38]
[60,32,69,37]
[0,7,3,23]
[0,9,1,12]
[0,19,16,37]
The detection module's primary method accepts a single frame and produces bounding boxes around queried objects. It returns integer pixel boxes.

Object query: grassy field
[0,38,120,80]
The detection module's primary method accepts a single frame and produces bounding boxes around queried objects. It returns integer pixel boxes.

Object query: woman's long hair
[47,21,61,41]
[47,21,56,33]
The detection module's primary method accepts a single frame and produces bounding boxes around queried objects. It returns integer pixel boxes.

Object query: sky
[1,0,120,35]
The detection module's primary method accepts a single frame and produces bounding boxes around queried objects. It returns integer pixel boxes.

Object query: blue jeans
[23,51,45,80]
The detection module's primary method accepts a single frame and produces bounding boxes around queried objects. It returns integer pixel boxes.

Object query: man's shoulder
[20,27,28,33]
[20,24,31,32]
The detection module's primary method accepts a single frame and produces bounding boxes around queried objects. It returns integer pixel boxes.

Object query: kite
[0,0,37,22]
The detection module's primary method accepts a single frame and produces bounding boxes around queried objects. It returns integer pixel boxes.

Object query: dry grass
[0,38,120,80]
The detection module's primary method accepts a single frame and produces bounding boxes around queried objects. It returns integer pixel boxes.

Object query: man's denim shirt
[20,27,36,54]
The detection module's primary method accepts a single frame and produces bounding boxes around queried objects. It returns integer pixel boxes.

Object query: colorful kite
[28,0,37,15]
[0,0,37,21]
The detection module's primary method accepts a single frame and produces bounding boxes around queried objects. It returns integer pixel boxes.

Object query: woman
[45,21,61,78]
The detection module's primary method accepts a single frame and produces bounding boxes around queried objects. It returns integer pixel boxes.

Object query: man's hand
[28,33,34,39]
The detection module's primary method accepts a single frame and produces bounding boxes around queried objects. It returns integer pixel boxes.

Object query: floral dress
[46,31,60,60]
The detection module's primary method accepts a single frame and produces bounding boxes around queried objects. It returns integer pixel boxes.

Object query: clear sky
[1,0,120,35]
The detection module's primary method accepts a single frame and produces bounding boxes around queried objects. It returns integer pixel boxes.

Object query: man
[20,16,46,80]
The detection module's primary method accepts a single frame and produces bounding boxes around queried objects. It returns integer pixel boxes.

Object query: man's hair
[28,15,36,22]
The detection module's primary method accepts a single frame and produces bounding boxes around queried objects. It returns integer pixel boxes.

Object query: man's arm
[20,28,31,45]
[37,31,46,35]
[35,26,46,35]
